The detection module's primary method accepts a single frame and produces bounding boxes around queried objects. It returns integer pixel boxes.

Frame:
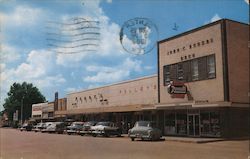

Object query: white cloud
[210,14,221,22]
[1,5,42,27]
[83,57,142,83]
[244,0,249,4]
[106,0,112,3]
[1,44,21,63]
[0,50,66,110]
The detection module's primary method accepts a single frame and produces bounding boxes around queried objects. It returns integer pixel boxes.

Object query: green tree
[3,82,46,121]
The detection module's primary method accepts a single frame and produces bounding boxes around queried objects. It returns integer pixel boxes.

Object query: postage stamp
[120,17,158,55]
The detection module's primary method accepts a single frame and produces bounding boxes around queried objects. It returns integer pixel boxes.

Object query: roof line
[158,18,249,44]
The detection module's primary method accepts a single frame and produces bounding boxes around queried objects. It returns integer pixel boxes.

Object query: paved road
[0,128,249,159]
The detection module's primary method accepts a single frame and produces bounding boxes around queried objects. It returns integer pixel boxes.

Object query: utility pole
[21,97,24,124]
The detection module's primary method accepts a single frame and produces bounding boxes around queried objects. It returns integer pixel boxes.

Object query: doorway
[188,114,200,136]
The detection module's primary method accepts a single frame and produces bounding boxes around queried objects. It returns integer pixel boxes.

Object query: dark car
[66,122,84,135]
[128,121,162,141]
[42,122,66,134]
[20,123,33,131]
[79,121,97,136]
[90,121,121,137]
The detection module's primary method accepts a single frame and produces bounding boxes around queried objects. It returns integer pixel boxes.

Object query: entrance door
[188,114,200,136]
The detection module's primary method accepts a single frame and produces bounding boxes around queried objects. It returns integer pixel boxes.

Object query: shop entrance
[188,114,200,136]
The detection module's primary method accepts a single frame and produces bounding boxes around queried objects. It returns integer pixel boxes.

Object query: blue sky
[0,0,249,111]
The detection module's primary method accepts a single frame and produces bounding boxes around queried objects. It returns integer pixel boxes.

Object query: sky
[0,0,249,111]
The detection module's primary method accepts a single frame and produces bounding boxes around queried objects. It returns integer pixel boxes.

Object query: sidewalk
[122,134,225,143]
[163,136,225,143]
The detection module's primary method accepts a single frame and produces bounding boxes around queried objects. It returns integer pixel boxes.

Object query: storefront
[164,108,221,137]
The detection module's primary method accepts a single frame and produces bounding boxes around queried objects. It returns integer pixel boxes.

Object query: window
[163,54,215,84]
[177,63,184,80]
[163,65,170,85]
[207,55,215,78]
[191,59,199,81]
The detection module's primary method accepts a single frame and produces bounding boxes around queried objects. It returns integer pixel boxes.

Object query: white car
[90,122,121,137]
[128,121,162,141]
[32,123,46,132]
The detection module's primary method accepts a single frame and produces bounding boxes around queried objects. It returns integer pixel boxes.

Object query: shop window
[176,113,187,135]
[191,59,199,81]
[206,39,209,44]
[177,48,179,52]
[207,55,216,78]
[164,112,176,135]
[202,41,205,45]
[197,42,200,46]
[200,111,221,137]
[193,43,196,47]
[210,112,220,136]
[177,63,184,80]
[189,45,192,49]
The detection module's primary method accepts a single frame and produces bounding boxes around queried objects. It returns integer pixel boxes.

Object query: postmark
[120,17,158,55]
[46,17,100,54]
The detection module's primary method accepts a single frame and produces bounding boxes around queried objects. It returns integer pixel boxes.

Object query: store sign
[167,81,187,98]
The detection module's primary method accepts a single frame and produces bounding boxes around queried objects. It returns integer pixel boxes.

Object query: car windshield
[96,122,111,126]
[84,121,96,126]
[136,121,155,127]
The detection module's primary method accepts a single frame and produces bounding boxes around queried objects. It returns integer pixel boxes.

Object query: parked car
[41,122,65,134]
[32,122,46,132]
[20,123,33,131]
[79,121,97,136]
[90,121,121,137]
[128,121,162,141]
[66,122,84,135]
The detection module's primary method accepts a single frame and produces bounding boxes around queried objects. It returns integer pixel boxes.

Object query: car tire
[131,138,135,141]
[92,134,97,137]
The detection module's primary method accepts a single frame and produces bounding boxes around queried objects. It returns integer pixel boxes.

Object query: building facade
[157,19,249,137]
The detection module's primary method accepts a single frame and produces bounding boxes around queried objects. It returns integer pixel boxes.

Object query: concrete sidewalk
[122,134,225,143]
[163,136,225,143]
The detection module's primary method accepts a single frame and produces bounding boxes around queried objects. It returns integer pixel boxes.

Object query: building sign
[167,81,187,98]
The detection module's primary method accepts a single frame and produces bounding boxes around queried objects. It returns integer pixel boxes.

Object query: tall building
[158,19,249,137]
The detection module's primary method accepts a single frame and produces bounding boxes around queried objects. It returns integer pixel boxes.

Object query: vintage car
[32,122,46,132]
[79,121,97,136]
[20,123,33,131]
[90,121,121,137]
[128,121,162,141]
[41,122,66,134]
[66,122,84,135]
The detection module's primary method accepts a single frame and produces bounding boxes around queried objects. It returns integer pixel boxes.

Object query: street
[0,128,249,159]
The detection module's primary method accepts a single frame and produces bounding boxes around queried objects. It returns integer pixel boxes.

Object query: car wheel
[131,138,135,141]
[92,134,97,137]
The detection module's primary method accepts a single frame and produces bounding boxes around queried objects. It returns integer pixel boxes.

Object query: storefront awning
[54,104,146,115]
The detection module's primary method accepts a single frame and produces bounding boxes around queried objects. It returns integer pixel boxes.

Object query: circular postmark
[120,17,158,55]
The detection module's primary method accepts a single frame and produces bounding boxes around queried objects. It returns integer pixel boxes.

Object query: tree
[3,82,46,121]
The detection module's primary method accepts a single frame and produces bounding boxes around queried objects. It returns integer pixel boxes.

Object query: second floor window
[191,59,199,81]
